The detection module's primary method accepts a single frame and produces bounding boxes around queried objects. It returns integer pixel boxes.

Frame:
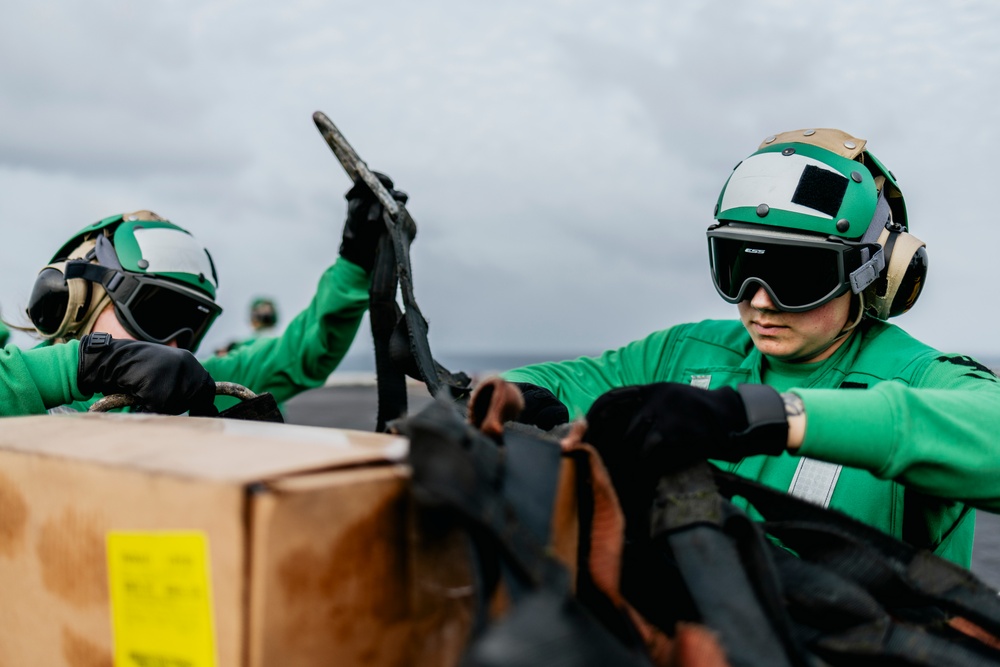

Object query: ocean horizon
[330,350,600,379]
[329,350,1000,383]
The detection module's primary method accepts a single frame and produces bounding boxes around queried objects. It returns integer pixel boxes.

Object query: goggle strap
[860,190,892,245]
[65,260,115,286]
[849,246,885,293]
[847,189,893,293]
[94,234,124,271]
[65,257,217,350]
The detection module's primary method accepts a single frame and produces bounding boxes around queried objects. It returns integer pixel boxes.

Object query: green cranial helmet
[52,211,220,298]
[708,128,927,319]
[34,210,222,350]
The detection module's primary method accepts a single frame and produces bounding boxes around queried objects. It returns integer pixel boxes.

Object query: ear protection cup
[25,238,109,340]
[863,225,927,319]
[26,263,90,336]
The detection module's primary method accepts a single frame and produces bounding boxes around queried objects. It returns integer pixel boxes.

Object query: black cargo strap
[217,392,284,423]
[713,468,1000,637]
[683,466,1000,666]
[623,461,1000,666]
[403,399,564,602]
[369,202,470,432]
[369,232,409,432]
[647,463,807,667]
[767,547,1000,667]
[311,111,470,433]
[401,400,651,666]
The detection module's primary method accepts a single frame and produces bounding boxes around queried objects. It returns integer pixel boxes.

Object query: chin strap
[833,292,866,342]
[777,293,863,363]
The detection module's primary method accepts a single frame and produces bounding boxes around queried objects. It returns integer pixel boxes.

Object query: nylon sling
[313,110,471,432]
[703,466,1000,666]
[616,460,1000,666]
[399,398,654,667]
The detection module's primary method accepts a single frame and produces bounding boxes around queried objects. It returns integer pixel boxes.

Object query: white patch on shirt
[787,457,843,508]
[690,375,712,389]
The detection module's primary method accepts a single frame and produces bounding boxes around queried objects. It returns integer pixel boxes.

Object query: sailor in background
[215,297,281,357]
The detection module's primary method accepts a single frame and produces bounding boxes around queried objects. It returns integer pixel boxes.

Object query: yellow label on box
[107,531,218,667]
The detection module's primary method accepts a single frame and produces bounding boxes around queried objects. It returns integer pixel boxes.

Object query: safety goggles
[707,225,884,312]
[65,261,221,351]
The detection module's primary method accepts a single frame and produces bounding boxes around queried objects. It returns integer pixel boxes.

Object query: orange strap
[560,423,730,667]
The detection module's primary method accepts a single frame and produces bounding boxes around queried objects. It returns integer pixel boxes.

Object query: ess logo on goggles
[707,226,884,312]
[65,260,221,351]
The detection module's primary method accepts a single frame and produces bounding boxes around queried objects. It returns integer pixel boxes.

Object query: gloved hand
[340,171,409,272]
[583,382,788,530]
[77,332,218,416]
[512,382,570,431]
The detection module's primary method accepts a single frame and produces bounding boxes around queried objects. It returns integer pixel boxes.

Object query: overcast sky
[2,1,999,369]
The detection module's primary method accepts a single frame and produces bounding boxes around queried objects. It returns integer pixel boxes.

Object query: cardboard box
[0,413,577,666]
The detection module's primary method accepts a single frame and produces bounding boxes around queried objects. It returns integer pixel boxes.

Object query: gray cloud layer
[2,1,999,365]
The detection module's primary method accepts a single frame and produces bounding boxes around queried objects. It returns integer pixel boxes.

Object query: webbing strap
[312,111,470,432]
[403,400,653,666]
[714,468,1000,636]
[365,202,470,431]
[369,234,409,431]
[771,548,1000,667]
[642,464,1000,665]
[403,400,564,598]
[365,202,471,430]
[650,463,805,667]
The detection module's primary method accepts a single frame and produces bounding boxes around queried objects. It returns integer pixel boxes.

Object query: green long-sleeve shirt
[1,257,370,416]
[503,318,1000,566]
[0,340,86,415]
[200,258,369,408]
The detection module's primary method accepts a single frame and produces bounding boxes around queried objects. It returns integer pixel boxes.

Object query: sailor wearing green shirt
[10,173,405,416]
[0,334,218,417]
[504,128,998,567]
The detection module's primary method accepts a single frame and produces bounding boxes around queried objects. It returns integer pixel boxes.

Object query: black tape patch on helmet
[791,165,848,217]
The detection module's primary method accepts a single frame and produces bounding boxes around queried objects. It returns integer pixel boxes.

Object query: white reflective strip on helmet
[720,152,842,220]
[132,227,216,287]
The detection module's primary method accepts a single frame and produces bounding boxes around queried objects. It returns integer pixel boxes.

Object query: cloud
[0,3,251,179]
[3,0,1000,362]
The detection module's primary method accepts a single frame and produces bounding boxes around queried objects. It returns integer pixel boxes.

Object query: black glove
[77,332,218,416]
[513,382,570,431]
[340,171,409,272]
[583,382,787,529]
